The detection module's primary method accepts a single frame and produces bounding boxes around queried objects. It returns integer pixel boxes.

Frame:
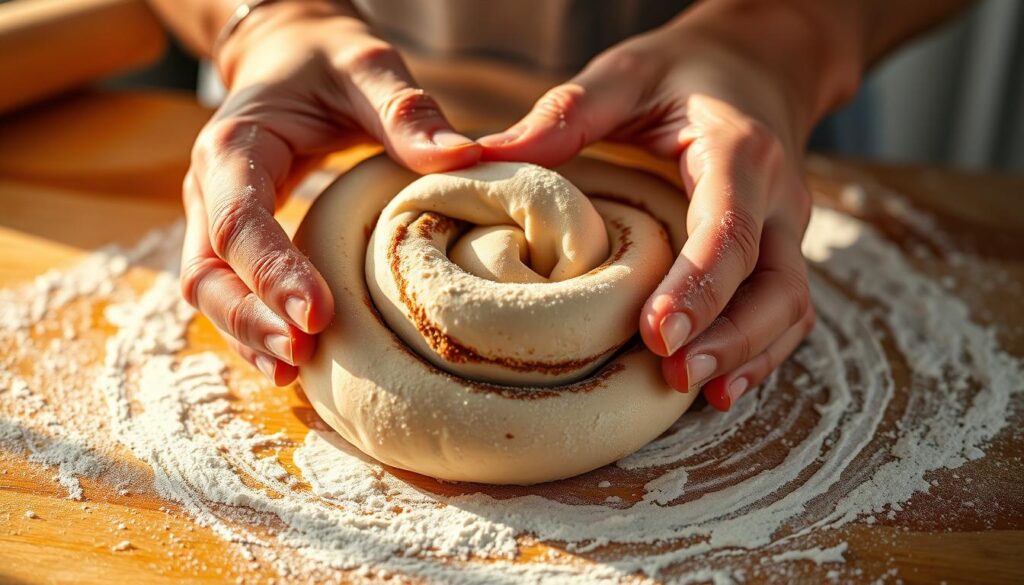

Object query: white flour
[0,188,1021,583]
[769,543,848,565]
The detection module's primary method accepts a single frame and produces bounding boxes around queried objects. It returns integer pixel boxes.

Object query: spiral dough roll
[295,155,699,484]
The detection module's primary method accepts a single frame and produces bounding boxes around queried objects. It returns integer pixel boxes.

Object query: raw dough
[295,155,698,484]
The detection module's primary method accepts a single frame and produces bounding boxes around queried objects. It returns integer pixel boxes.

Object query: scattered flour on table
[0,194,1021,584]
[769,543,848,565]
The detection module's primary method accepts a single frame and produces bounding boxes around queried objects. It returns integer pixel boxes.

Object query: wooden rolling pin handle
[0,0,168,115]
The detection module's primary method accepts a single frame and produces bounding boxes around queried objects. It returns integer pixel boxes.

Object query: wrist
[671,0,865,142]
[215,0,354,87]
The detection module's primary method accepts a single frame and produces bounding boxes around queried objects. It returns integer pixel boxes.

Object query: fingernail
[727,377,749,403]
[704,383,731,412]
[285,296,309,331]
[477,130,521,147]
[254,355,276,381]
[661,353,689,393]
[645,311,659,334]
[431,129,475,148]
[659,312,691,355]
[686,354,717,388]
[265,334,293,364]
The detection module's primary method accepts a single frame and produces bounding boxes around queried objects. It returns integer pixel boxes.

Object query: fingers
[191,121,335,335]
[660,221,811,393]
[478,47,657,166]
[223,329,300,387]
[701,307,816,412]
[181,174,317,370]
[639,112,783,358]
[340,43,481,173]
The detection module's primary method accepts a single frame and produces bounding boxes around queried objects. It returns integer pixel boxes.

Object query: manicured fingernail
[727,377,749,403]
[659,312,691,355]
[645,311,659,334]
[704,383,731,412]
[285,296,309,331]
[265,334,293,364]
[431,129,475,148]
[477,130,521,147]
[255,355,276,381]
[686,354,717,388]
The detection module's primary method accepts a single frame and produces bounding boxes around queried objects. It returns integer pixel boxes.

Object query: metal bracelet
[212,0,281,66]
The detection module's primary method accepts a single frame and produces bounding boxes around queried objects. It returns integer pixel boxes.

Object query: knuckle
[751,349,775,378]
[337,41,399,73]
[588,45,659,80]
[715,314,754,366]
[248,248,301,298]
[379,86,441,129]
[719,207,762,276]
[207,196,256,260]
[224,295,254,341]
[765,332,799,375]
[535,84,587,125]
[192,119,250,165]
[685,271,730,321]
[734,119,785,169]
[778,268,811,326]
[179,256,222,307]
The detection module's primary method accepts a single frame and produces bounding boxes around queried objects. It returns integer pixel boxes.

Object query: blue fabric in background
[810,88,877,161]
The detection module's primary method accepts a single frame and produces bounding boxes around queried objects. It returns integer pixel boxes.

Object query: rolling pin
[0,0,167,114]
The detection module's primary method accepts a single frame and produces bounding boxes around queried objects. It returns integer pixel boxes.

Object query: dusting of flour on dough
[0,189,1021,583]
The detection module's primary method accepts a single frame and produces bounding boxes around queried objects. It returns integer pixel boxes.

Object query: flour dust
[0,187,1021,584]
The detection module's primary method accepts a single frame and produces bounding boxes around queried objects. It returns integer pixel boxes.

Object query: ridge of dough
[295,155,699,484]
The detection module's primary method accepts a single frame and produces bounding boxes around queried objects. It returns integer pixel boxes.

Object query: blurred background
[813,0,1024,173]
[4,0,1023,173]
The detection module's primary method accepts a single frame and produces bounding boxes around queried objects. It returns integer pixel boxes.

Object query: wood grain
[0,0,166,115]
[0,90,1021,585]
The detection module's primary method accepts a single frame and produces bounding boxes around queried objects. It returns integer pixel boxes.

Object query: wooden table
[0,90,1022,584]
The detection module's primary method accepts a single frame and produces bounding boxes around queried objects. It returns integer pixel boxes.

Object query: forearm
[145,0,355,59]
[859,0,975,68]
[145,0,239,57]
[669,0,973,140]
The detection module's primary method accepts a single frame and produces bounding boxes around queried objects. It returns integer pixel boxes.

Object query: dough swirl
[296,154,699,484]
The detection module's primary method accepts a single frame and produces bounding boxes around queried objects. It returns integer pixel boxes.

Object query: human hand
[181,0,481,385]
[480,1,862,410]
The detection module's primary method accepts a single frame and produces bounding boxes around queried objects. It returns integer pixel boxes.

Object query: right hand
[477,1,851,410]
[181,0,481,385]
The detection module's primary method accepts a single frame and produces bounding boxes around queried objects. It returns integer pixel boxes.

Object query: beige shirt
[351,0,686,72]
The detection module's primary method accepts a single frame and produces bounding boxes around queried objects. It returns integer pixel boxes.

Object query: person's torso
[351,0,688,72]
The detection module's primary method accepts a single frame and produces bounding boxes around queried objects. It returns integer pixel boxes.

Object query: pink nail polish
[685,354,717,388]
[659,312,691,356]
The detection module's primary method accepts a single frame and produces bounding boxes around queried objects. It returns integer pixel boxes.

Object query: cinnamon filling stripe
[387,221,623,376]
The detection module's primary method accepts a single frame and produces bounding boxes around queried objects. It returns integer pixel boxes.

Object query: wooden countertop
[0,90,1021,584]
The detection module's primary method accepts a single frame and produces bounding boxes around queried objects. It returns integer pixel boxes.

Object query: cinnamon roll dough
[295,155,699,484]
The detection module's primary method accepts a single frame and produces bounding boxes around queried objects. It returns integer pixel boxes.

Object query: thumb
[346,44,481,173]
[478,50,650,167]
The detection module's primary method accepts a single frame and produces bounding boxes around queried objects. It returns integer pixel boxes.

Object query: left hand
[478,2,852,410]
[180,1,480,386]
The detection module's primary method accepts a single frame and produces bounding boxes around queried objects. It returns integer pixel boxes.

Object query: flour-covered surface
[1,162,1023,585]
